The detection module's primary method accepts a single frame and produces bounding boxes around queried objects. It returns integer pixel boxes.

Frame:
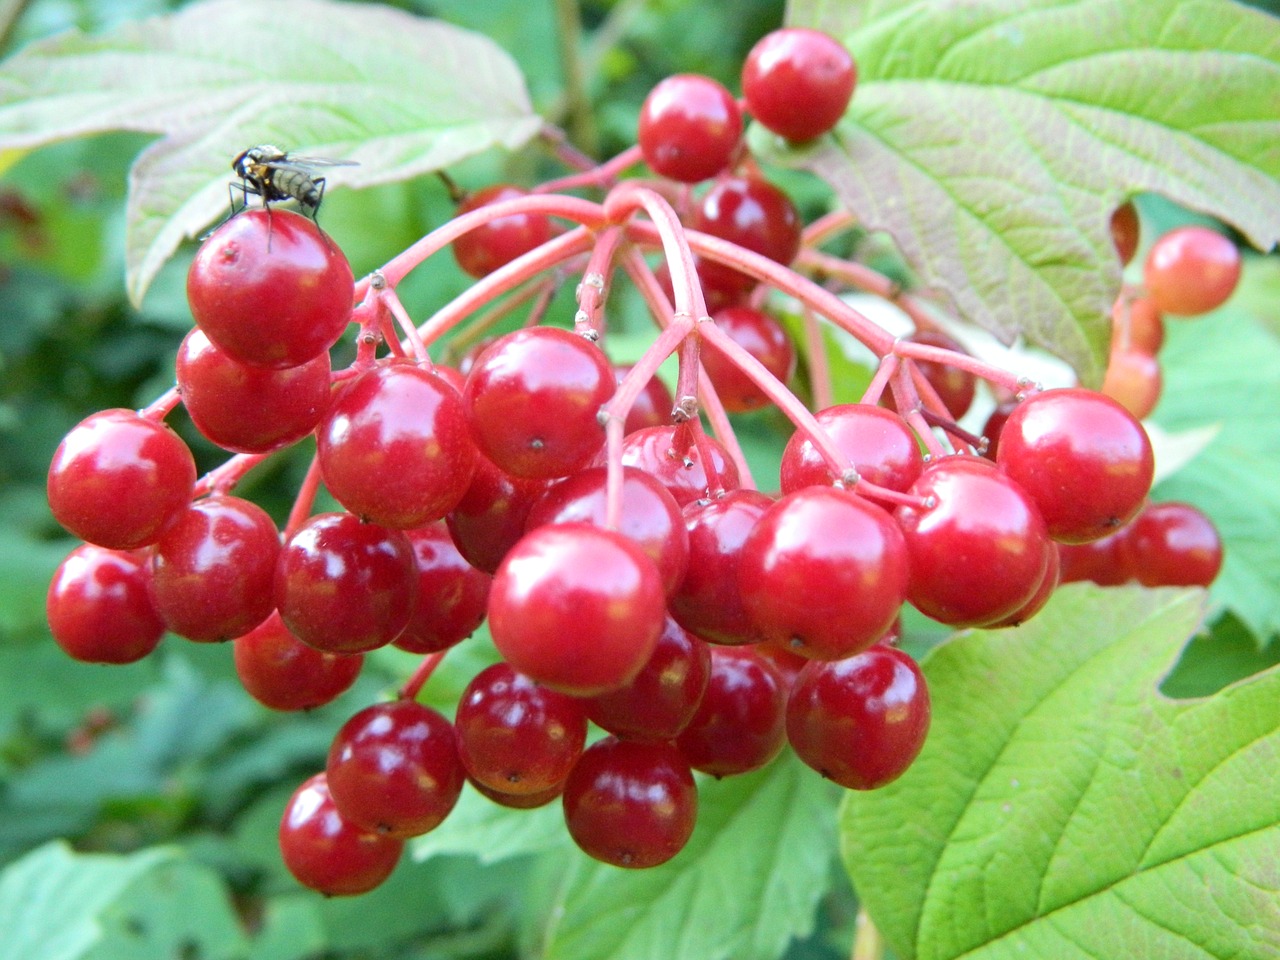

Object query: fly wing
[269,156,359,170]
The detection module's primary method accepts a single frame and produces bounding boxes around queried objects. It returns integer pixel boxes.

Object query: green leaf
[531,754,839,960]
[1151,304,1280,639]
[778,0,1280,386]
[411,783,569,866]
[0,842,247,960]
[0,0,542,304]
[840,584,1280,960]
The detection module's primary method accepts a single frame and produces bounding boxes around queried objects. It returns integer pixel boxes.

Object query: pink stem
[535,144,645,194]
[284,454,325,539]
[194,452,271,497]
[140,387,181,420]
[575,225,623,338]
[800,209,856,247]
[696,367,753,489]
[893,339,1028,395]
[399,651,448,702]
[861,353,900,406]
[443,277,553,363]
[800,307,834,411]
[604,182,707,322]
[379,284,432,363]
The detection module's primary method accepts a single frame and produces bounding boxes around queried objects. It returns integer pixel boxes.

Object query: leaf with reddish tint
[773,0,1280,386]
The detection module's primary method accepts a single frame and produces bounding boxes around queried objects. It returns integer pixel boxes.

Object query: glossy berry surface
[892,331,976,419]
[318,362,477,528]
[47,545,164,664]
[692,176,802,294]
[275,512,417,654]
[637,74,741,183]
[524,465,688,596]
[394,522,491,654]
[452,184,554,278]
[615,364,674,434]
[187,209,353,368]
[1120,501,1223,587]
[470,778,564,809]
[669,489,774,645]
[562,737,697,868]
[488,522,665,696]
[327,699,464,838]
[455,663,587,795]
[148,495,280,642]
[742,27,856,142]
[996,388,1154,543]
[989,541,1061,628]
[1143,225,1241,317]
[700,306,797,412]
[1058,529,1133,586]
[464,328,614,479]
[48,409,196,550]
[675,646,787,777]
[617,424,740,507]
[584,616,711,742]
[780,403,923,495]
[739,487,909,659]
[176,328,331,454]
[786,646,930,790]
[233,611,363,711]
[446,454,552,574]
[896,458,1051,627]
[279,773,403,896]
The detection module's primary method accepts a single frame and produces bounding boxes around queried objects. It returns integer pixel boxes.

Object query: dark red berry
[638,74,742,183]
[675,646,786,777]
[779,404,922,495]
[742,28,856,142]
[1120,501,1223,587]
[47,545,164,664]
[692,176,801,294]
[234,611,363,711]
[445,454,552,574]
[700,306,797,412]
[394,522,491,654]
[616,423,740,508]
[452,185,554,279]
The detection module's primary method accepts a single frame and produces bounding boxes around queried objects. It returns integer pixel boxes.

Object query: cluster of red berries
[43,26,1231,895]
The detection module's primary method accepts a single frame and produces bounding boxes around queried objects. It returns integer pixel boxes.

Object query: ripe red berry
[488,523,665,696]
[187,209,353,368]
[700,306,797,412]
[674,646,787,777]
[233,611,363,711]
[739,486,909,660]
[470,777,564,809]
[1058,529,1133,586]
[996,388,1154,543]
[637,74,742,183]
[327,700,465,838]
[47,545,164,664]
[1119,501,1223,588]
[615,364,674,434]
[455,663,587,795]
[48,409,196,550]
[786,646,930,790]
[562,737,697,868]
[1110,201,1140,266]
[742,28,856,142]
[779,404,923,495]
[176,328,331,454]
[445,454,552,574]
[691,176,801,295]
[1143,225,1241,317]
[464,328,614,479]
[887,331,976,419]
[394,522,491,655]
[896,458,1052,627]
[274,512,417,654]
[148,495,280,642]
[1101,345,1162,420]
[452,184,554,278]
[317,362,477,528]
[279,773,403,896]
[616,424,740,508]
[988,541,1061,628]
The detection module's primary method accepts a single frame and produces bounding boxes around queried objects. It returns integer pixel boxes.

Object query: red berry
[279,773,403,896]
[616,424,740,508]
[669,489,774,646]
[887,331,976,419]
[47,545,164,664]
[1112,296,1165,355]
[187,209,353,368]
[524,465,689,596]
[692,176,801,295]
[464,328,614,479]
[584,616,711,742]
[394,522,491,654]
[233,611,363,711]
[452,185,554,278]
[1101,345,1162,420]
[317,362,477,528]
[48,409,196,550]
[742,28,856,142]
[1143,225,1241,317]
[786,646,930,790]
[1110,201,1140,266]
[563,737,697,868]
[176,328,331,454]
[779,404,923,495]
[1120,501,1223,588]
[988,541,1061,628]
[996,388,1154,544]
[739,486,909,660]
[274,513,417,654]
[455,663,587,795]
[615,364,674,434]
[148,495,280,642]
[638,74,742,183]
[488,523,665,696]
[896,458,1051,627]
[445,454,552,574]
[675,646,787,777]
[700,306,797,412]
[1058,529,1133,586]
[327,700,464,838]
[470,777,564,809]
